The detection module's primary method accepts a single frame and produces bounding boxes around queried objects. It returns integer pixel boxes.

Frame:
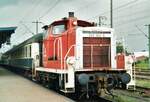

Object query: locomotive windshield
[52,24,66,34]
[43,21,66,39]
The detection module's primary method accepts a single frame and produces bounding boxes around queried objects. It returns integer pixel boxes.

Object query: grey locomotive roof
[4,33,43,54]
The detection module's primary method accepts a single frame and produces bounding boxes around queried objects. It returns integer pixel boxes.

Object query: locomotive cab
[43,13,94,69]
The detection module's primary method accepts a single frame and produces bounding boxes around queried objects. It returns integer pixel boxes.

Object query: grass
[136,79,150,88]
[135,60,149,70]
[105,90,138,102]
[113,95,136,102]
[106,95,136,102]
[106,89,150,102]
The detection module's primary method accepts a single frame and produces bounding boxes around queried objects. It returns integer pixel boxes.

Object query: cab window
[52,24,66,35]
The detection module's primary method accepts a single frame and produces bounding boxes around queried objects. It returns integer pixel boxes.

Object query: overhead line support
[32,20,43,34]
[145,24,150,69]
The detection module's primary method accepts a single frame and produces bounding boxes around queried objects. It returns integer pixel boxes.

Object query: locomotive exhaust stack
[68,12,74,17]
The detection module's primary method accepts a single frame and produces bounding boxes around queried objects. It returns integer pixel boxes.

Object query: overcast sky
[0,0,150,52]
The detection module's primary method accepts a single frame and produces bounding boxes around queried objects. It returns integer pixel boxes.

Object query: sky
[0,0,150,52]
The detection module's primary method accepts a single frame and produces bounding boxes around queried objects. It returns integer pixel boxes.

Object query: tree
[116,42,130,55]
[116,42,124,53]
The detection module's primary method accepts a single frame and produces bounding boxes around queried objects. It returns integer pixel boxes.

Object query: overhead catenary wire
[115,15,150,27]
[135,25,149,39]
[39,0,62,20]
[113,8,150,20]
[74,0,97,13]
[14,0,43,41]
[19,21,35,35]
[2,0,149,53]
[18,0,142,36]
[87,0,139,20]
[16,0,47,35]
[113,2,150,26]
[112,0,149,51]
[19,0,42,22]
[8,0,62,50]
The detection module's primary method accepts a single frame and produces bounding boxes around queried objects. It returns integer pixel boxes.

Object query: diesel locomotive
[0,12,131,98]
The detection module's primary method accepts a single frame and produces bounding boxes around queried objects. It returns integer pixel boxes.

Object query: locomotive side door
[51,23,66,61]
[43,20,67,68]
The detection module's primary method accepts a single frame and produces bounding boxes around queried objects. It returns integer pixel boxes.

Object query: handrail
[91,45,93,69]
[63,44,76,90]
[108,45,111,67]
[63,44,110,70]
[53,37,63,81]
[53,38,59,60]
[63,44,76,70]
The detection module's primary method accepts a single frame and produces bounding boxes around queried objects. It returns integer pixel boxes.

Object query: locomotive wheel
[106,75,115,91]
[122,84,127,89]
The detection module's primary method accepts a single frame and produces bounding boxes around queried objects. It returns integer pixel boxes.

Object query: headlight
[78,74,89,86]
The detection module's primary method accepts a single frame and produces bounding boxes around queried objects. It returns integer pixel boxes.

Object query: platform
[0,66,74,102]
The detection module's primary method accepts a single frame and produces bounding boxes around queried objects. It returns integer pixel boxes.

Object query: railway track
[33,74,113,102]
[136,75,150,80]
[133,69,150,80]
[69,86,150,102]
[136,86,150,90]
[136,86,150,96]
[136,71,150,75]
[76,96,112,102]
[112,89,150,102]
[43,86,113,102]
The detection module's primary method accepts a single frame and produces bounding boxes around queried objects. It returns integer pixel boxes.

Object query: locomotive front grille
[83,37,111,69]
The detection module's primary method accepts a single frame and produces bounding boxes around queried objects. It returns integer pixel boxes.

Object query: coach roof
[4,33,43,54]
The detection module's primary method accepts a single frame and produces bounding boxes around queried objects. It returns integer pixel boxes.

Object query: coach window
[27,46,30,57]
[21,48,23,58]
[25,47,27,57]
[52,24,66,35]
[29,45,31,57]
